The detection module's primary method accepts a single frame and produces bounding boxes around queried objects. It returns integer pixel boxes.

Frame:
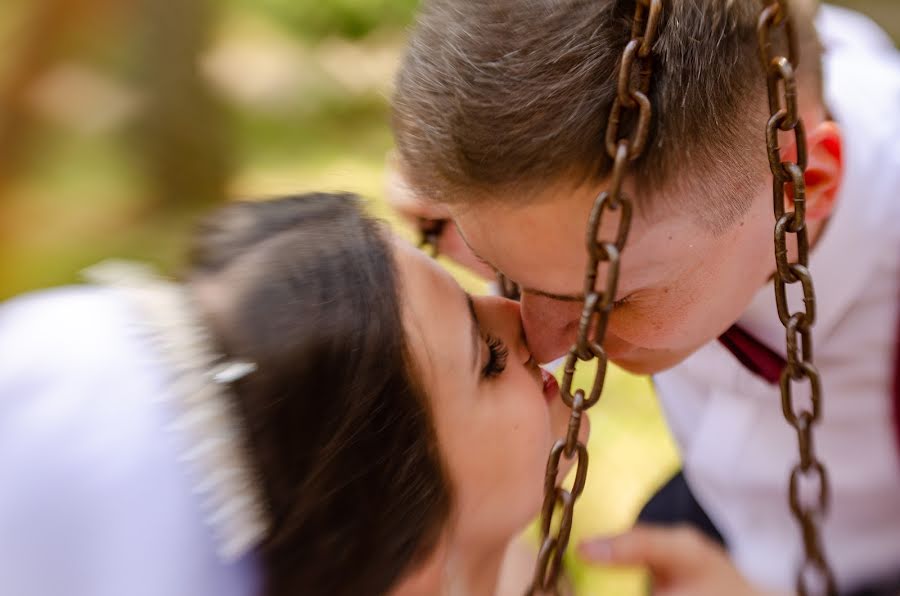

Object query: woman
[0,193,580,595]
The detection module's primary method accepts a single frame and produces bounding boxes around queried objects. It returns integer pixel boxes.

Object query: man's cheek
[612,303,697,350]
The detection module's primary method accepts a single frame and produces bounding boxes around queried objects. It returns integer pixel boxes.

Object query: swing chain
[528,0,660,592]
[758,2,836,594]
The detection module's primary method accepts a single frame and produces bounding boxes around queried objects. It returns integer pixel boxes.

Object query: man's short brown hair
[392,0,821,224]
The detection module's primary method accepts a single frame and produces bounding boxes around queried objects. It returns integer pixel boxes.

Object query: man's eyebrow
[466,294,482,373]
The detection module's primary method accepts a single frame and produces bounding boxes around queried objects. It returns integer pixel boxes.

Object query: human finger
[578,524,713,578]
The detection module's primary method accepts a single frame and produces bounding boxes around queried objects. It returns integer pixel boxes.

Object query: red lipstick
[541,368,560,403]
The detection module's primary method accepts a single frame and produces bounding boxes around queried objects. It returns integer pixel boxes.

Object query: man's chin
[542,346,693,376]
[610,349,690,375]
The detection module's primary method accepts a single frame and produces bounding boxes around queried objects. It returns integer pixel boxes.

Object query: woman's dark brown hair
[187,193,451,596]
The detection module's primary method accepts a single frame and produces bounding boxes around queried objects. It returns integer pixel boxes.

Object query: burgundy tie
[719,323,900,457]
[717,324,784,385]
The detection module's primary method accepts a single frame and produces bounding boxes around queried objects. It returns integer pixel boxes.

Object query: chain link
[527,1,661,592]
[758,2,836,594]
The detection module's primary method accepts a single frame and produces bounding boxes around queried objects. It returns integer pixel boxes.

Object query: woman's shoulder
[0,283,174,491]
[0,284,262,595]
[1,284,141,372]
[0,284,165,429]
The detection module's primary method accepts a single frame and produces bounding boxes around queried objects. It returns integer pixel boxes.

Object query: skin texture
[387,111,843,592]
[388,239,587,595]
[392,116,843,374]
[453,185,776,373]
[579,525,791,596]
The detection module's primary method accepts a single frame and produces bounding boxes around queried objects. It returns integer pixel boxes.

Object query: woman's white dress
[0,280,262,596]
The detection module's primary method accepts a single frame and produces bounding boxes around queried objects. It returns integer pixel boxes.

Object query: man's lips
[541,368,560,403]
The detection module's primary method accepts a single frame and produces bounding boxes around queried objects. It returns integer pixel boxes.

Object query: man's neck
[762,214,832,288]
[808,213,832,253]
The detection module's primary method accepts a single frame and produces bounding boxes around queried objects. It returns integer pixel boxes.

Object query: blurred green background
[1,1,896,593]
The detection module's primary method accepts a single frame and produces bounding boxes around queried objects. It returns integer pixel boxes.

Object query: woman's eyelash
[482,334,508,379]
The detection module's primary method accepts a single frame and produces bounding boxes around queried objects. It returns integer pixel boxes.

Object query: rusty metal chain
[758,2,836,594]
[527,1,660,593]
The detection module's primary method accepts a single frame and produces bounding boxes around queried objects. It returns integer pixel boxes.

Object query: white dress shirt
[654,5,900,592]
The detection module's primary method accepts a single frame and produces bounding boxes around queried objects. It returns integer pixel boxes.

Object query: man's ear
[782,120,843,222]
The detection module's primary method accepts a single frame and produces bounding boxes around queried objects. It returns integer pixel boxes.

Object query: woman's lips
[541,368,560,403]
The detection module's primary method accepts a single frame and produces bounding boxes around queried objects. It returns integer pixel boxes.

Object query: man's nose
[520,292,581,364]
[475,295,533,362]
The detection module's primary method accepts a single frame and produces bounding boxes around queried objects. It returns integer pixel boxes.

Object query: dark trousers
[638,472,900,596]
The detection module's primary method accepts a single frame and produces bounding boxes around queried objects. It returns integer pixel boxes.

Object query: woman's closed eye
[482,334,508,379]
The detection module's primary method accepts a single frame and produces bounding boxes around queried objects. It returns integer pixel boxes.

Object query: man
[389,0,900,593]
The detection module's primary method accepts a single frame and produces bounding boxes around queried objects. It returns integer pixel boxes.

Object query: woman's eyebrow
[466,294,482,373]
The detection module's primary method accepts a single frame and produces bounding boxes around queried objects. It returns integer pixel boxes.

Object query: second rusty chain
[527,0,660,593]
[758,1,836,594]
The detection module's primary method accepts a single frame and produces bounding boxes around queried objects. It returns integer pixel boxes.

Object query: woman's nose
[520,292,581,364]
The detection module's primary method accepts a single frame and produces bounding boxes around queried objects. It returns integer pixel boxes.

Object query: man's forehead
[452,197,704,299]
[453,215,587,296]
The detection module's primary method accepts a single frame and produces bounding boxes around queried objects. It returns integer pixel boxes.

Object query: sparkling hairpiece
[84,261,267,561]
[211,361,258,385]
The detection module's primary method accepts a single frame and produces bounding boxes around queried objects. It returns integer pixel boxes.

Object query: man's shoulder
[819,5,900,140]
[819,6,900,231]
[818,4,898,54]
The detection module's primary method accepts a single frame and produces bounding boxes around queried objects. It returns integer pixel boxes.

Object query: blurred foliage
[1,0,897,299]
[231,0,420,40]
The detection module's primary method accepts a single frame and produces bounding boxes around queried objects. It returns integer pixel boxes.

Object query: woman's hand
[579,524,791,596]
